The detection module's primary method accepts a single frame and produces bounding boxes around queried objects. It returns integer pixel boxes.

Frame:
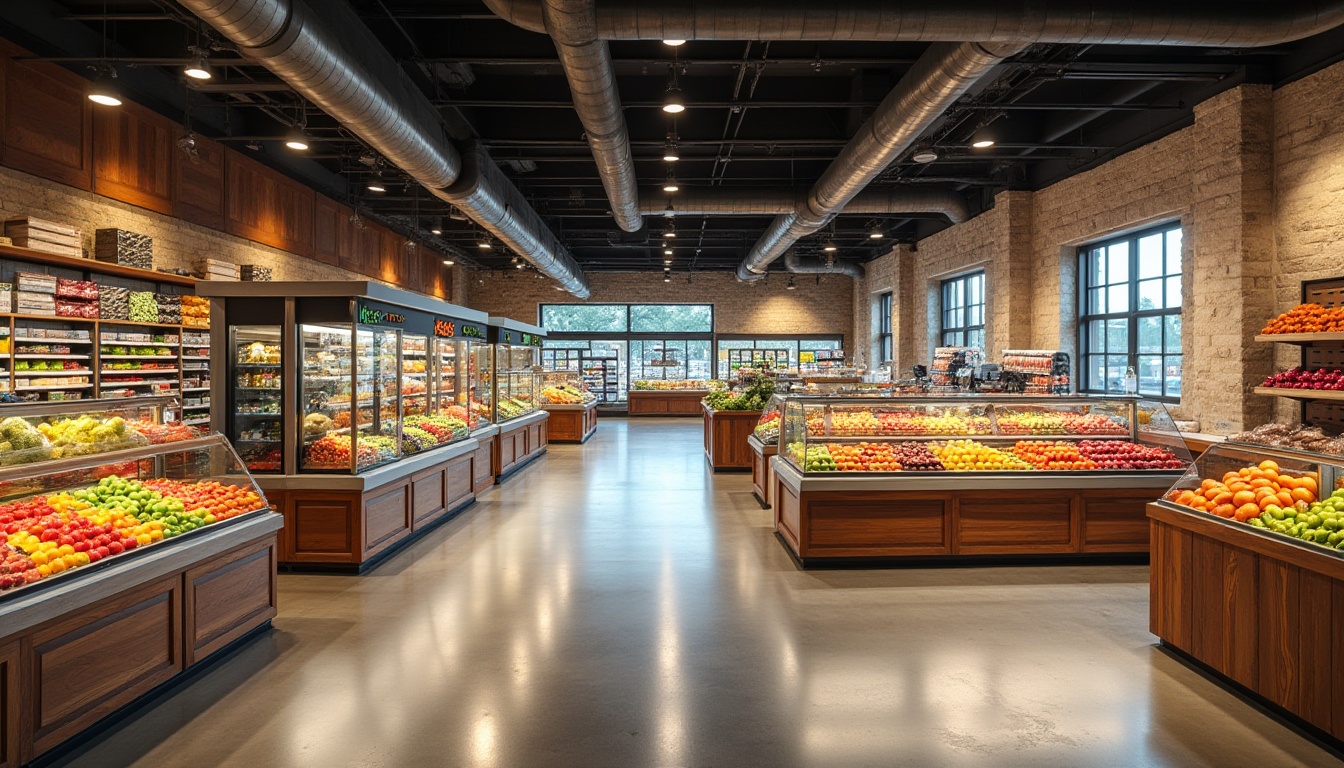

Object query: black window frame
[877,291,893,364]
[939,271,985,349]
[1077,221,1183,402]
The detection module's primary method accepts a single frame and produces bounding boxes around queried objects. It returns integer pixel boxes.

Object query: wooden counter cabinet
[629,389,711,416]
[703,404,762,472]
[749,434,778,507]
[543,401,598,443]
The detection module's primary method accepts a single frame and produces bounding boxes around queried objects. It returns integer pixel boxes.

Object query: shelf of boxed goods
[8,322,95,396]
[98,328,183,399]
[0,242,198,287]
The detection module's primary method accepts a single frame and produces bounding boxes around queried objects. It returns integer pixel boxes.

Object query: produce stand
[487,318,549,479]
[770,395,1191,567]
[1148,440,1344,743]
[703,404,763,471]
[543,401,598,443]
[629,388,712,416]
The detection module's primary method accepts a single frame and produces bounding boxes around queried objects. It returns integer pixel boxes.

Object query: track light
[87,70,122,106]
[183,55,212,80]
[911,143,938,164]
[869,227,883,240]
[663,134,681,162]
[663,39,686,46]
[662,85,685,114]
[786,276,797,290]
[284,127,310,151]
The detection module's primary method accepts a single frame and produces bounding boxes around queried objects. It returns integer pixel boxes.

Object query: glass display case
[754,394,784,443]
[539,371,596,405]
[0,395,199,473]
[200,282,491,476]
[487,318,546,424]
[0,433,270,599]
[780,395,1192,474]
[1157,441,1344,549]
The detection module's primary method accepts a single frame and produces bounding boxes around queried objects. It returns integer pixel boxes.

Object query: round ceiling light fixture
[87,70,122,106]
[183,54,212,80]
[911,143,939,164]
[663,39,686,46]
[663,134,681,162]
[284,127,311,151]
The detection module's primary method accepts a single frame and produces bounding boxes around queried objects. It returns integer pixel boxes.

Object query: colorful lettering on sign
[461,325,485,339]
[358,304,406,326]
[434,319,455,337]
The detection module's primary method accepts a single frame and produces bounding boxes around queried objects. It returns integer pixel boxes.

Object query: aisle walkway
[62,419,1339,767]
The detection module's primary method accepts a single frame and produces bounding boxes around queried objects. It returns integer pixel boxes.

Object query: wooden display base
[703,404,763,471]
[472,431,497,493]
[749,434,777,508]
[628,389,709,416]
[774,460,1175,566]
[543,401,598,443]
[495,411,549,482]
[262,443,479,570]
[0,515,281,766]
[1149,502,1344,744]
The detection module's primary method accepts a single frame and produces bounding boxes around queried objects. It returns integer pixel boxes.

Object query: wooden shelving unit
[1252,386,1344,402]
[1254,277,1344,433]
[0,242,197,287]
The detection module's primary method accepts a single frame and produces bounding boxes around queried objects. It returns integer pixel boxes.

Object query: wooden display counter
[748,434,777,508]
[471,426,499,493]
[543,401,598,443]
[703,404,763,471]
[628,389,710,416]
[495,410,549,481]
[259,438,481,571]
[773,459,1176,566]
[1149,502,1344,744]
[0,513,282,766]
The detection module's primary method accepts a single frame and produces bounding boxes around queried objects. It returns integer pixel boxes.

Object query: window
[715,336,842,378]
[629,304,712,333]
[940,272,985,349]
[877,292,893,364]
[1079,223,1183,400]
[539,304,628,333]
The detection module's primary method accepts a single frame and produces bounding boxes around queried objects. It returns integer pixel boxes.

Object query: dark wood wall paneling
[0,42,452,300]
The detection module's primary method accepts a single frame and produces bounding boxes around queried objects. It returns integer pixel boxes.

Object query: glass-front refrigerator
[486,318,546,425]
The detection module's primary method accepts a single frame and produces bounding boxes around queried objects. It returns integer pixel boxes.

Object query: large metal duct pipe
[178,0,591,297]
[641,187,970,222]
[539,0,643,232]
[784,251,865,279]
[485,0,1344,47]
[739,41,1023,278]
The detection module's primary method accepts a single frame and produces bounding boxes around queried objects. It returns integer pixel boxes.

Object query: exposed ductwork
[537,0,643,233]
[177,0,591,297]
[738,41,1024,279]
[484,1,1344,47]
[784,251,865,279]
[641,187,970,223]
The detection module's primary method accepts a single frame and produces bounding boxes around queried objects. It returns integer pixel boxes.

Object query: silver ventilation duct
[642,187,970,223]
[485,1,1344,47]
[784,251,865,279]
[739,41,1023,279]
[177,0,591,297]
[539,0,643,233]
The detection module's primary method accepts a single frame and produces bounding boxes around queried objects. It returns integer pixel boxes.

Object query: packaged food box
[15,291,55,315]
[55,278,98,300]
[94,229,153,270]
[240,265,273,281]
[193,259,240,280]
[0,282,11,313]
[128,291,158,323]
[6,217,83,257]
[55,298,98,319]
[15,272,57,294]
[99,286,130,321]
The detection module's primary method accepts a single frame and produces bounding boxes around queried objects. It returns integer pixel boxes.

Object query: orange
[1201,479,1219,491]
[1291,487,1316,504]
[1278,475,1298,490]
[1235,503,1261,521]
[1247,469,1266,481]
[1298,475,1319,495]
[1232,490,1258,507]
[1259,495,1280,511]
[1259,459,1280,472]
[1212,491,1234,506]
[1249,478,1273,489]
[1213,503,1236,518]
[1276,491,1295,507]
[1261,469,1280,483]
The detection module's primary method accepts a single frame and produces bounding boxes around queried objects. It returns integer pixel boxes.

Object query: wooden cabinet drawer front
[958,498,1073,553]
[444,456,474,508]
[809,498,949,552]
[1,640,16,768]
[1083,495,1157,551]
[528,424,543,453]
[289,496,355,557]
[186,539,278,666]
[30,578,181,755]
[411,469,447,526]
[364,484,410,552]
[473,443,494,487]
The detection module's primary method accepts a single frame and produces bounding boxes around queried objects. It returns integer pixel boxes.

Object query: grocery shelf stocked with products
[770,395,1191,565]
[196,282,495,569]
[629,379,716,416]
[1148,440,1344,743]
[487,318,549,477]
[0,420,280,765]
[1254,277,1344,434]
[539,371,598,443]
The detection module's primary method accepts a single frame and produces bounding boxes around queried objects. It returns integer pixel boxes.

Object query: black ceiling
[7,0,1344,273]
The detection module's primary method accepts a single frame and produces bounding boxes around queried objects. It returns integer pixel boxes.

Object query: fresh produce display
[400,426,438,454]
[1168,460,1321,524]
[821,442,946,472]
[1075,440,1184,469]
[1,474,266,591]
[497,397,536,420]
[791,444,837,471]
[754,410,781,442]
[1260,303,1344,335]
[1228,422,1344,457]
[1012,441,1098,470]
[403,414,469,444]
[305,433,396,468]
[633,380,712,391]
[131,421,201,444]
[0,417,51,465]
[540,384,592,404]
[1261,367,1344,391]
[37,415,146,457]
[703,375,774,411]
[931,440,1033,471]
[996,411,1128,436]
[444,404,483,429]
[824,410,993,436]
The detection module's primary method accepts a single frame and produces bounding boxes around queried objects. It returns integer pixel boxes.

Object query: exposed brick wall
[464,268,854,344]
[0,164,373,284]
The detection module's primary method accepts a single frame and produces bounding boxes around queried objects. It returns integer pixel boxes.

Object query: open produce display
[1227,422,1344,457]
[0,396,196,467]
[1261,367,1344,391]
[1259,303,1344,335]
[632,379,713,391]
[703,374,774,411]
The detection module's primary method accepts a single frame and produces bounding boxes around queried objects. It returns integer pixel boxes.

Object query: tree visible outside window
[940,272,985,350]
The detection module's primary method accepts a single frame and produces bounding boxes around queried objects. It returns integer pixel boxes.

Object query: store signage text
[358,304,405,326]
[435,319,455,337]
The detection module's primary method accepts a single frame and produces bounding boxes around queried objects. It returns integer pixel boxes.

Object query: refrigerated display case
[1148,440,1344,742]
[771,394,1191,565]
[196,282,491,569]
[0,432,281,764]
[487,317,549,477]
[540,371,598,443]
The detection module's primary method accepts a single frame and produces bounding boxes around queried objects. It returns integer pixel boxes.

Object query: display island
[702,376,774,471]
[539,371,598,443]
[771,395,1191,566]
[486,318,549,477]
[195,282,493,570]
[1148,440,1344,743]
[629,379,716,416]
[0,399,280,765]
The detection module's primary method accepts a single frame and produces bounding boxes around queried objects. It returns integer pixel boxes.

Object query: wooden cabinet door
[0,638,17,768]
[93,102,175,214]
[226,152,314,256]
[184,537,278,666]
[1,46,92,190]
[174,133,226,229]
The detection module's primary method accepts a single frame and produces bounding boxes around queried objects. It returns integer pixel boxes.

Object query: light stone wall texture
[0,164,371,284]
[464,268,855,344]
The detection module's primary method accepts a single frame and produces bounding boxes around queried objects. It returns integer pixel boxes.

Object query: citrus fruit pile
[1012,441,1099,470]
[930,440,1032,471]
[1260,304,1344,334]
[1169,459,1318,522]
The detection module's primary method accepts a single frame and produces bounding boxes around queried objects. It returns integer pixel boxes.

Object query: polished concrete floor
[57,418,1343,767]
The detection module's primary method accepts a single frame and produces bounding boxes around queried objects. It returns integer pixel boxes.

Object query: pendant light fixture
[662,133,681,162]
[183,48,212,80]
[662,66,685,114]
[662,170,680,193]
[911,142,939,164]
[663,268,672,283]
[786,276,797,290]
[869,227,883,240]
[663,39,686,47]
[442,258,455,266]
[477,233,493,250]
[662,221,677,239]
[88,1,122,106]
[822,239,838,253]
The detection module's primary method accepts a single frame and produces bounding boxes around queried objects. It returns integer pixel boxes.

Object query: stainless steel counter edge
[0,512,283,640]
[471,424,501,439]
[770,456,1181,492]
[747,434,778,454]
[257,438,480,492]
[496,410,550,430]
